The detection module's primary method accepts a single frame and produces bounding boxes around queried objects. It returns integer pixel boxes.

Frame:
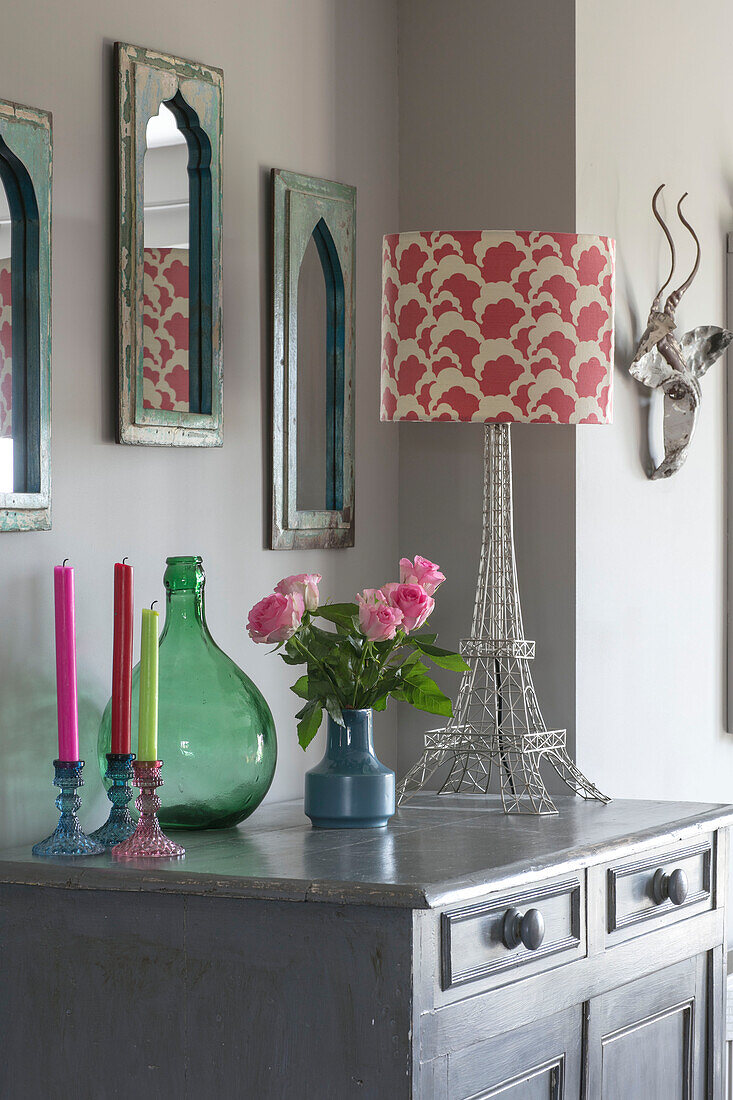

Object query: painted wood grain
[1,796,732,911]
[446,1005,582,1098]
[584,955,706,1098]
[0,886,412,1098]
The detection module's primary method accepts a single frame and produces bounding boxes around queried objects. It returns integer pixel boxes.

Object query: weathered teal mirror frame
[117,43,223,447]
[271,169,355,549]
[0,98,51,532]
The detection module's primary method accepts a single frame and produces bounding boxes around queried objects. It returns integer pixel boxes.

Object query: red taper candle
[111,561,134,754]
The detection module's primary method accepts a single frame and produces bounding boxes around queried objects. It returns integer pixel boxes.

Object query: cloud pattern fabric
[0,258,10,439]
[0,249,192,437]
[381,230,614,424]
[143,247,190,412]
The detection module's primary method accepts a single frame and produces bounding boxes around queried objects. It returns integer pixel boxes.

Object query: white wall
[575,0,733,803]
[143,142,189,248]
[0,0,399,847]
[395,0,579,780]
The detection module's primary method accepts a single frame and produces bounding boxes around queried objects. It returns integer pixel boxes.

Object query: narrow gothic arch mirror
[0,99,51,532]
[117,43,222,446]
[142,93,213,418]
[272,170,355,549]
[296,217,346,514]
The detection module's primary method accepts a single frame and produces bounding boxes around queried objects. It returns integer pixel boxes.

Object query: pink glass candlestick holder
[111,760,185,860]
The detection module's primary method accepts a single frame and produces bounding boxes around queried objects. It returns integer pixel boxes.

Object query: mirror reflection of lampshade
[0,173,11,492]
[142,102,190,412]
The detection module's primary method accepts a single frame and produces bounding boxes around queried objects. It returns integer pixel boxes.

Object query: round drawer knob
[502,906,545,951]
[652,867,689,906]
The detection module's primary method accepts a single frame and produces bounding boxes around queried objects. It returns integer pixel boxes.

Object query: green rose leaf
[324,695,345,726]
[297,701,324,750]
[403,663,441,690]
[279,651,306,666]
[291,675,310,700]
[316,603,359,627]
[398,650,423,670]
[413,640,470,672]
[402,681,453,717]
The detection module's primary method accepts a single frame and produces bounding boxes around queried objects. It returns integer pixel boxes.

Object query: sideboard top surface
[2,795,731,909]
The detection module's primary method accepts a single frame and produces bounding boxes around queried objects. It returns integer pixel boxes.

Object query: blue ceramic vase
[304,708,395,829]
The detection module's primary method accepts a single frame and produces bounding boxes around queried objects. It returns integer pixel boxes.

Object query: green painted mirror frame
[0,98,52,532]
[271,169,356,549]
[117,43,223,447]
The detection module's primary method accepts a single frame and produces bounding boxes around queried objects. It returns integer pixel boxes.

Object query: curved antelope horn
[665,192,701,313]
[651,184,676,309]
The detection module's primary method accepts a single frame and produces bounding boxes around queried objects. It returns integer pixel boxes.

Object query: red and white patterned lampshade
[0,257,11,439]
[380,230,615,424]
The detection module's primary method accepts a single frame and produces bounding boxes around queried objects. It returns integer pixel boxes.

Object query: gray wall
[4,0,733,851]
[0,0,399,847]
[395,0,578,779]
[394,0,733,812]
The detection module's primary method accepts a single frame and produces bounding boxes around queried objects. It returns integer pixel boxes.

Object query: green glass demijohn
[98,556,277,829]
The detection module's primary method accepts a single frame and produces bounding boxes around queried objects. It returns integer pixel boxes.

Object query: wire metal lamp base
[398,423,610,816]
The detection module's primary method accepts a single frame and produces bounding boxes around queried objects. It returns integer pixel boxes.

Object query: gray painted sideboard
[1,794,732,1099]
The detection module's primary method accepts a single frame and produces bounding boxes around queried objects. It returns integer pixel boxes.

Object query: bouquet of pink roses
[247,556,468,748]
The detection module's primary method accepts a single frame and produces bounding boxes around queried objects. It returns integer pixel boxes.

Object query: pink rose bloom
[382,582,435,633]
[275,573,322,612]
[359,587,387,603]
[357,589,404,642]
[399,555,445,596]
[247,592,305,643]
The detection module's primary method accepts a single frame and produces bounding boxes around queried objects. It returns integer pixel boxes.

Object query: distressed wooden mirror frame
[0,98,51,532]
[117,43,223,447]
[271,169,355,549]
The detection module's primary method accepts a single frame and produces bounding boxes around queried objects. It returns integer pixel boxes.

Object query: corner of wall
[395,0,579,779]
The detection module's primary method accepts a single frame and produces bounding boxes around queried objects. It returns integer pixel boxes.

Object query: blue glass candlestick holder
[32,760,105,857]
[89,753,136,848]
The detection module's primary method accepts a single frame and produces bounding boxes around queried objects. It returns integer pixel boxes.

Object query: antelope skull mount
[630,184,732,479]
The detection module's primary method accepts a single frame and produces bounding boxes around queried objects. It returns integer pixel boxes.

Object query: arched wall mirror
[0,98,51,532]
[271,169,355,549]
[117,43,222,446]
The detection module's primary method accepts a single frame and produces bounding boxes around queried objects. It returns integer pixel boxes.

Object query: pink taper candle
[54,563,79,761]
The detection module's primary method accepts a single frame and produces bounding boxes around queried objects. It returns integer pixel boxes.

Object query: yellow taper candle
[137,606,159,761]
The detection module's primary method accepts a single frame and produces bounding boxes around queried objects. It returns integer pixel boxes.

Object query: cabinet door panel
[586,954,707,1100]
[447,1005,581,1099]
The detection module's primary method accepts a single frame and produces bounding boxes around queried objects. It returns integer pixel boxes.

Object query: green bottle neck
[160,586,210,640]
[161,557,210,642]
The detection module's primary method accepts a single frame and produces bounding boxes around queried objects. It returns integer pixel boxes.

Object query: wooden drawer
[606,839,712,943]
[441,876,584,991]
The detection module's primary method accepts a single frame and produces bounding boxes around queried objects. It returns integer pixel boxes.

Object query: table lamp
[381,230,614,814]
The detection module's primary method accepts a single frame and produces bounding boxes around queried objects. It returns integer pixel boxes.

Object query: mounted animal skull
[630,185,732,479]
